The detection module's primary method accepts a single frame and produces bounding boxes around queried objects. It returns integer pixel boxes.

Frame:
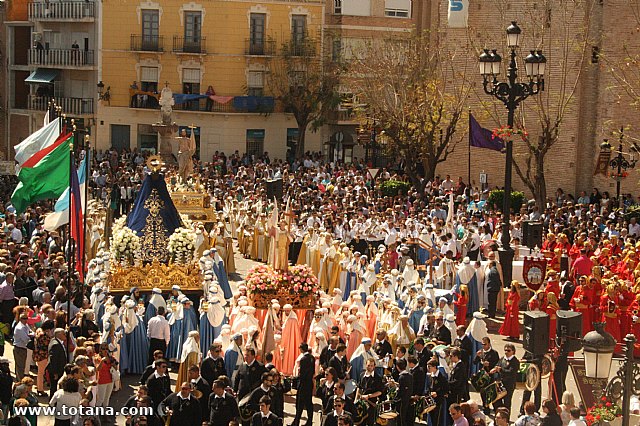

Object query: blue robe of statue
[409,309,425,333]
[119,318,148,375]
[144,303,157,325]
[200,310,226,357]
[454,273,479,318]
[212,261,233,300]
[344,272,355,301]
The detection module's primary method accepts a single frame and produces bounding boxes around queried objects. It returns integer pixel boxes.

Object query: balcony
[29,95,94,115]
[245,38,276,56]
[28,49,95,68]
[130,35,164,52]
[172,36,207,54]
[285,39,317,57]
[29,1,95,21]
[131,96,275,113]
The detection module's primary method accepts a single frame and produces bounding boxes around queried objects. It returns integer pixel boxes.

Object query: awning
[25,69,60,84]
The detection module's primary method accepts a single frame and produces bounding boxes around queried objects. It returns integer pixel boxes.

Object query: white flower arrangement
[167,227,197,264]
[110,226,140,266]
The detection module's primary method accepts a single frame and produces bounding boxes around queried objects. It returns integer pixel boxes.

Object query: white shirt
[568,420,587,426]
[147,315,171,344]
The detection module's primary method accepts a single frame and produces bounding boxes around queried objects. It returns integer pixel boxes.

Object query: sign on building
[448,0,469,28]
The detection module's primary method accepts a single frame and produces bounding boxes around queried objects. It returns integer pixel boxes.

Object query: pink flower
[260,285,266,290]
[303,286,309,291]
[294,285,300,291]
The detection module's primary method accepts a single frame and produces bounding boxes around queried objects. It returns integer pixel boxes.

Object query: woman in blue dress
[119,299,148,375]
[166,298,184,362]
[144,287,166,325]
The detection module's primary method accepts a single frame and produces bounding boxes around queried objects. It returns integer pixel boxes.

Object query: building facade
[5,0,98,157]
[97,0,325,162]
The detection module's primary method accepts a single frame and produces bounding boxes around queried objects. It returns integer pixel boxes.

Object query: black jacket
[541,412,563,426]
[373,340,393,360]
[208,392,240,426]
[146,373,172,409]
[474,348,500,372]
[435,325,452,345]
[201,357,226,386]
[447,362,469,403]
[427,371,448,401]
[496,356,520,389]
[250,412,282,426]
[486,267,502,293]
[397,370,413,406]
[328,354,348,380]
[323,410,352,426]
[47,338,67,379]
[140,364,155,385]
[297,352,316,395]
[319,346,337,369]
[159,393,201,426]
[235,361,267,400]
[194,376,211,420]
[409,366,426,397]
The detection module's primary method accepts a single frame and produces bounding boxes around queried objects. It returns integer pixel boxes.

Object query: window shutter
[140,67,158,82]
[182,68,200,84]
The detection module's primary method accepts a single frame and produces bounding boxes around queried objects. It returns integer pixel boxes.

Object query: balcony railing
[29,95,94,115]
[172,36,207,54]
[245,38,276,56]
[285,38,317,57]
[28,49,95,67]
[130,35,164,52]
[132,96,275,113]
[29,1,95,21]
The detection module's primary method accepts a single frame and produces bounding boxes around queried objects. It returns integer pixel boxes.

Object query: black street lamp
[479,21,546,286]
[582,324,638,426]
[602,128,637,209]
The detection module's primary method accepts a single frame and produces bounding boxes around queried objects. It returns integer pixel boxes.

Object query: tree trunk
[295,122,308,159]
[533,152,547,208]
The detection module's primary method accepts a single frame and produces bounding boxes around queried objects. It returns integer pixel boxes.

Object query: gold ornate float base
[249,290,316,310]
[108,260,202,292]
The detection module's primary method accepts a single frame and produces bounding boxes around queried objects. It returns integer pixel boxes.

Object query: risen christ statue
[175,128,195,182]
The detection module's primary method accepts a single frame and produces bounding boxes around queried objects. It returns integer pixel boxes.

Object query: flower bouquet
[245,264,279,294]
[167,227,196,264]
[287,264,320,296]
[585,396,622,426]
[111,226,140,266]
[245,264,319,308]
[492,125,528,142]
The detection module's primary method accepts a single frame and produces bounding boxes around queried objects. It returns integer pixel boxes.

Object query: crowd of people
[0,146,637,426]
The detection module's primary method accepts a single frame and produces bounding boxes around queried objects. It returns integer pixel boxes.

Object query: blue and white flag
[43,151,89,231]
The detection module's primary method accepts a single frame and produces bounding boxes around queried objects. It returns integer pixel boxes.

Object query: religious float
[106,157,203,292]
[167,176,219,229]
[245,263,319,309]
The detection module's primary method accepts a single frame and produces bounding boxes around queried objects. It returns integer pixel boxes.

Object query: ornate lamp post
[583,323,637,426]
[478,21,546,286]
[602,128,638,209]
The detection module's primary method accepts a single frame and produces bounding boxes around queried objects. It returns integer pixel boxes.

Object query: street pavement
[6,247,592,425]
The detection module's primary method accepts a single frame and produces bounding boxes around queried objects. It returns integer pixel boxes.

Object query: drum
[378,400,398,419]
[482,381,508,405]
[470,369,492,392]
[517,362,541,391]
[414,395,436,418]
[345,379,357,395]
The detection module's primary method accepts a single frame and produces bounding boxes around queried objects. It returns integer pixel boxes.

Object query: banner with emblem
[593,149,611,176]
[448,0,470,28]
[522,256,547,291]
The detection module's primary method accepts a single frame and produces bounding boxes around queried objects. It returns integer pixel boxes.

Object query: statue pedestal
[153,122,178,165]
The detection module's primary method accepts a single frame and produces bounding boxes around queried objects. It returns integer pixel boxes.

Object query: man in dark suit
[319,337,339,369]
[243,372,276,423]
[323,382,355,416]
[323,397,352,426]
[208,379,240,426]
[159,382,201,426]
[146,359,171,412]
[426,359,448,426]
[486,261,502,318]
[141,350,164,385]
[291,343,315,426]
[397,358,414,426]
[412,338,431,372]
[473,337,500,373]
[47,328,68,399]
[407,356,426,400]
[235,348,267,400]
[453,326,474,373]
[188,364,210,420]
[433,314,452,345]
[328,344,349,380]
[491,343,520,416]
[250,396,282,426]
[201,344,226,386]
[358,358,384,426]
[373,330,393,361]
[447,348,469,404]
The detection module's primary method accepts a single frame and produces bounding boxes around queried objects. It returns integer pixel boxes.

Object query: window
[249,13,266,54]
[291,15,307,44]
[286,128,298,162]
[384,0,411,17]
[184,11,202,52]
[246,129,265,157]
[182,68,200,110]
[247,71,264,97]
[138,124,158,153]
[384,8,409,17]
[140,66,158,91]
[141,10,159,50]
[334,0,342,14]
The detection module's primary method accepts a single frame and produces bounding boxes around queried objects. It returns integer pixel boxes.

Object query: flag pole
[467,108,472,201]
[66,116,75,361]
[82,134,90,284]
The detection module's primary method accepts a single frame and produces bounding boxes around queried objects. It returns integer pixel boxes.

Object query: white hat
[463,256,471,264]
[473,311,488,319]
[172,285,181,291]
[152,287,162,294]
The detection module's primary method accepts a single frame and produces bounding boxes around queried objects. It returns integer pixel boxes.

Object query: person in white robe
[473,261,488,309]
[349,338,381,384]
[465,311,489,375]
[402,260,420,289]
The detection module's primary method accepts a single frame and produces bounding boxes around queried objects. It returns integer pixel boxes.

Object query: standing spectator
[33,320,54,396]
[0,273,17,326]
[147,306,170,363]
[49,377,82,426]
[48,329,68,398]
[93,343,115,411]
[13,314,33,381]
[541,400,562,426]
[290,343,314,426]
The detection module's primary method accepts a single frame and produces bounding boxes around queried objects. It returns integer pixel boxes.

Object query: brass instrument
[164,409,172,426]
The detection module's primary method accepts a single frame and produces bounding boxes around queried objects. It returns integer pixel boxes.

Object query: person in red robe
[570,276,595,335]
[545,270,561,298]
[546,293,560,349]
[619,282,635,337]
[528,290,546,312]
[280,304,302,375]
[499,282,521,340]
[600,283,621,343]
[542,233,557,252]
[454,285,468,326]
